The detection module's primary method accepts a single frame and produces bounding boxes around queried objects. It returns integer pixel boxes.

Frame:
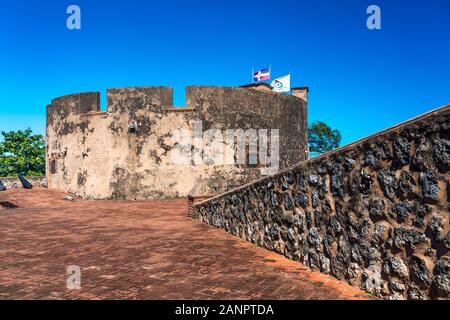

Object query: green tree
[308,121,342,156]
[0,129,45,177]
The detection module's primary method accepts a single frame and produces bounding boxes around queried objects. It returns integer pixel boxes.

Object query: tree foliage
[308,121,342,156]
[0,129,45,177]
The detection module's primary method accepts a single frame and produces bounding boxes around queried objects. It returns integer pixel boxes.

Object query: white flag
[271,74,290,93]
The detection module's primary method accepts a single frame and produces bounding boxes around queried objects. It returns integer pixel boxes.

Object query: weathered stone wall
[46,86,307,200]
[187,86,308,168]
[194,105,450,300]
[0,176,47,189]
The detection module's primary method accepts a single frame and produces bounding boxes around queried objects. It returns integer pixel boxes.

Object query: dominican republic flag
[253,67,270,82]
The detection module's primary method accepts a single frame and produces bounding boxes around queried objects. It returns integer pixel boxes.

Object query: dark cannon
[18,176,33,189]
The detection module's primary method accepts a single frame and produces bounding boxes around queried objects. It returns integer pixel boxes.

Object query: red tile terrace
[0,188,369,300]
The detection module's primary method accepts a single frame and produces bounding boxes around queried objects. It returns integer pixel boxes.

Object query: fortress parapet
[45,85,308,200]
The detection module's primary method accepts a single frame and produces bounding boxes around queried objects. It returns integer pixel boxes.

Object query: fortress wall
[0,176,47,189]
[186,86,308,167]
[194,104,450,300]
[46,96,112,198]
[46,88,194,199]
[50,92,100,115]
[105,87,191,199]
[46,86,308,199]
[106,86,173,114]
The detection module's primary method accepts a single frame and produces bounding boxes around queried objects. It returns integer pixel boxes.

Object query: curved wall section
[45,85,308,200]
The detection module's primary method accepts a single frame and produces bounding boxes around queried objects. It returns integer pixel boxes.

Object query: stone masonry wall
[0,176,47,189]
[46,86,307,200]
[194,105,450,300]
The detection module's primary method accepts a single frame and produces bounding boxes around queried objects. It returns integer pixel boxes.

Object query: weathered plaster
[46,86,308,200]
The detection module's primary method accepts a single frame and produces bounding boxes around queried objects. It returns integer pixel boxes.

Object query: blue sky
[1,0,449,145]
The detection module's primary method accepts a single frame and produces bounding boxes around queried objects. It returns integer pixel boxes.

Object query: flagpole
[289,70,291,94]
[252,67,254,84]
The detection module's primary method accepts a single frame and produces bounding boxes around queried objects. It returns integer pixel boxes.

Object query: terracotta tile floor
[0,189,369,300]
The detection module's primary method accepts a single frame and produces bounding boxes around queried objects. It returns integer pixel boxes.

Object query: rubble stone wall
[194,105,450,300]
[0,176,47,189]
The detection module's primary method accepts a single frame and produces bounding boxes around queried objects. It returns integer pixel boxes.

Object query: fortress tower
[46,85,308,200]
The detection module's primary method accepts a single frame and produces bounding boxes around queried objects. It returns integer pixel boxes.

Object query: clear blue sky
[1,0,449,145]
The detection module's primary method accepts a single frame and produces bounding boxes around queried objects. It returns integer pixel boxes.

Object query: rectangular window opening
[50,160,57,174]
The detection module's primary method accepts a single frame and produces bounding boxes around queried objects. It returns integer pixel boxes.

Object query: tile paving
[0,189,369,300]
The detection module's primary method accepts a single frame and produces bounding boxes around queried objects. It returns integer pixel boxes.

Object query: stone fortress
[45,85,309,200]
[45,82,449,300]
